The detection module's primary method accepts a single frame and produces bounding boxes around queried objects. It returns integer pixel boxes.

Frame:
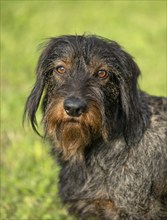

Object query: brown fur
[44,99,103,160]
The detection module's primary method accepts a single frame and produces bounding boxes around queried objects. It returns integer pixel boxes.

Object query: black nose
[64,97,87,117]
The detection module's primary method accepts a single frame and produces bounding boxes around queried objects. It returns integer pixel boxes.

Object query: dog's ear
[23,75,45,135]
[23,41,52,135]
[118,50,146,145]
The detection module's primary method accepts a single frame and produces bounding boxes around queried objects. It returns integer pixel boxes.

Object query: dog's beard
[56,120,91,160]
[44,99,104,160]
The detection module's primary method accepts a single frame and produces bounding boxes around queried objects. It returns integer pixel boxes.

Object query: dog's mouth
[63,117,80,124]
[55,116,90,139]
[55,118,83,140]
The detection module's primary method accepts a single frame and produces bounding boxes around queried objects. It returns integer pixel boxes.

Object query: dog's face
[24,35,142,160]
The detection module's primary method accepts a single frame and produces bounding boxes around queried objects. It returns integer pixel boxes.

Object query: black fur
[24,35,167,219]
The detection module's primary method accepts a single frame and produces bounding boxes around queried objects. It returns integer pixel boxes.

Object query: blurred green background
[1,1,166,220]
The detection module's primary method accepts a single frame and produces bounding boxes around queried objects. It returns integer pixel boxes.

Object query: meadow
[1,1,166,219]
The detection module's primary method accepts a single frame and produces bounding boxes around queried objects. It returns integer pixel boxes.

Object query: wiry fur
[24,35,167,219]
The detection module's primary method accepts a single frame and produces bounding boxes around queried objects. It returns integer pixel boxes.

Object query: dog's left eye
[54,66,66,75]
[97,70,108,79]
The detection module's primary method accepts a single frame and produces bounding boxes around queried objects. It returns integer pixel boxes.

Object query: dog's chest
[59,150,124,203]
[59,142,157,207]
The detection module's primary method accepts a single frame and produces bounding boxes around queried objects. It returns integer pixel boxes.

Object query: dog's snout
[64,97,87,117]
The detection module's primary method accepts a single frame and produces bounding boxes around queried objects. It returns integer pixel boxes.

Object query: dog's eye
[54,66,66,75]
[97,70,108,79]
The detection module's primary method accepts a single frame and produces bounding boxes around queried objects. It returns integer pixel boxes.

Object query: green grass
[1,1,166,219]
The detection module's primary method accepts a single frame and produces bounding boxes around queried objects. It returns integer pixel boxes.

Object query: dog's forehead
[51,36,115,63]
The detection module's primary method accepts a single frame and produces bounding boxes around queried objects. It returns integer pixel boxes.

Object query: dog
[24,35,167,219]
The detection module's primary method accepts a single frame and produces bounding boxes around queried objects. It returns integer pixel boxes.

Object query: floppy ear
[119,50,140,117]
[23,37,62,134]
[23,74,45,135]
[23,42,51,135]
[118,50,147,145]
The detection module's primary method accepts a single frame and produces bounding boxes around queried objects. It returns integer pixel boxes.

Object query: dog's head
[24,35,145,160]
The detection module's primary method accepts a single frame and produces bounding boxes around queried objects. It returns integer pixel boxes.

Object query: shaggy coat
[24,35,167,220]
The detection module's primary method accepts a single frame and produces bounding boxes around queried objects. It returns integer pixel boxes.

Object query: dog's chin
[55,119,92,160]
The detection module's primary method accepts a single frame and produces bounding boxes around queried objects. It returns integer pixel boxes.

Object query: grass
[1,1,166,220]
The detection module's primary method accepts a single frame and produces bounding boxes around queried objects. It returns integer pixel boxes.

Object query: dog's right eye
[54,66,66,75]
